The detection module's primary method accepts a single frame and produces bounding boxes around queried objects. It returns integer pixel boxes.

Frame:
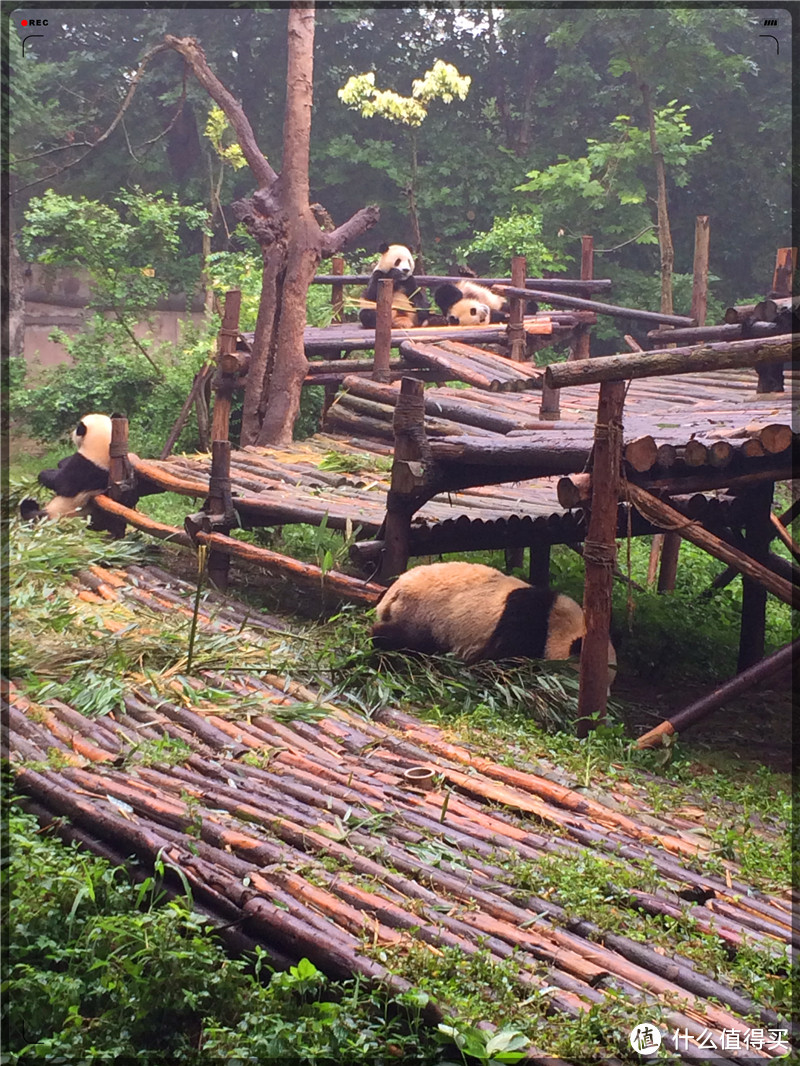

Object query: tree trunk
[165,11,378,449]
[407,130,424,271]
[640,81,674,316]
[9,233,25,361]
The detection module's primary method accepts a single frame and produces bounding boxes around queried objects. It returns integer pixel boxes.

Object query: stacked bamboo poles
[6,569,794,1061]
[398,338,545,392]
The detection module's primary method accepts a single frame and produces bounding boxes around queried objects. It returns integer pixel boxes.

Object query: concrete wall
[22,263,206,369]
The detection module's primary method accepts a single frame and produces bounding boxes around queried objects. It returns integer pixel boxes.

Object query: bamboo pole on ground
[635,639,797,749]
[577,380,626,736]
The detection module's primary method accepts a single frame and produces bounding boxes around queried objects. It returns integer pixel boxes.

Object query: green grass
[3,805,443,1065]
[6,467,795,1064]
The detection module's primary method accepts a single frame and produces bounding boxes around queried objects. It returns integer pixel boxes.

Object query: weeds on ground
[3,806,442,1065]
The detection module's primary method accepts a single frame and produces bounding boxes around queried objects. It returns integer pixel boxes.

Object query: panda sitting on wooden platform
[371,561,616,681]
[20,413,112,521]
[359,243,431,329]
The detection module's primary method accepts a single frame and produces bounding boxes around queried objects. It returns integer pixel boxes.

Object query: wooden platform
[132,366,796,562]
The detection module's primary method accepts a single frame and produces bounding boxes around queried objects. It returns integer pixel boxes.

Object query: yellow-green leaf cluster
[339,60,470,128]
[204,106,248,170]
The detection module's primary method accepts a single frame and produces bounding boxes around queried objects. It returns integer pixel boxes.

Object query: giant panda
[434,280,510,326]
[359,243,431,329]
[20,413,113,521]
[371,560,616,679]
[435,280,538,326]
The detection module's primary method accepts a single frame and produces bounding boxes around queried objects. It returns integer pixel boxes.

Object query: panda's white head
[446,298,491,326]
[72,413,113,469]
[376,243,415,279]
[435,282,491,325]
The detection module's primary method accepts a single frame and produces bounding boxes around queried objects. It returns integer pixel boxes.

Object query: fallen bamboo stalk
[635,640,797,749]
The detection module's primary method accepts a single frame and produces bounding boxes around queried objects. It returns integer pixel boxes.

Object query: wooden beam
[635,639,797,749]
[379,378,429,583]
[493,285,696,327]
[625,482,797,609]
[544,334,794,389]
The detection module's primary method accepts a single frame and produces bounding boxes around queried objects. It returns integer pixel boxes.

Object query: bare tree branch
[163,35,276,189]
[12,41,174,196]
[321,205,380,256]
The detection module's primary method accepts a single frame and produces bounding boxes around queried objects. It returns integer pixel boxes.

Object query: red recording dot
[21,19,28,25]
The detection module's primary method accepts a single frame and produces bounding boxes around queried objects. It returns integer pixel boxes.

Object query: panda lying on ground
[20,413,112,521]
[359,243,431,329]
[371,561,616,680]
[434,280,539,326]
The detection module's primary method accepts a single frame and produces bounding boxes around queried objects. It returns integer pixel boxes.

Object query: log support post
[529,543,551,587]
[93,414,137,538]
[210,289,244,444]
[508,256,526,363]
[373,278,394,382]
[571,235,594,361]
[184,289,243,590]
[542,236,594,421]
[379,378,429,583]
[655,219,709,594]
[771,246,796,298]
[331,256,345,322]
[656,533,681,593]
[577,379,626,737]
[737,481,774,671]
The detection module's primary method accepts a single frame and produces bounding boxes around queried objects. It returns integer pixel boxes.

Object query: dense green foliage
[3,807,442,1064]
[10,7,789,301]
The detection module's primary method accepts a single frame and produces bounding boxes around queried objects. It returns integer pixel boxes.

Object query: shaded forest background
[11,6,789,291]
[8,5,791,448]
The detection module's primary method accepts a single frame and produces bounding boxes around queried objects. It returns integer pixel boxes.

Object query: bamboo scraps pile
[6,567,794,1064]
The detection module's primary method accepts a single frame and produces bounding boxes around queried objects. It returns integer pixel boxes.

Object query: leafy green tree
[518,104,712,264]
[339,60,471,268]
[21,188,208,373]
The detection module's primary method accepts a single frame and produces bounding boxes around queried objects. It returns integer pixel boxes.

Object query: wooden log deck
[134,365,796,561]
[6,563,794,1062]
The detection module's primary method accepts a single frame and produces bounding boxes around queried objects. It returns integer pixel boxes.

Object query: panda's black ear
[435,283,462,314]
[378,242,389,253]
[110,411,125,420]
